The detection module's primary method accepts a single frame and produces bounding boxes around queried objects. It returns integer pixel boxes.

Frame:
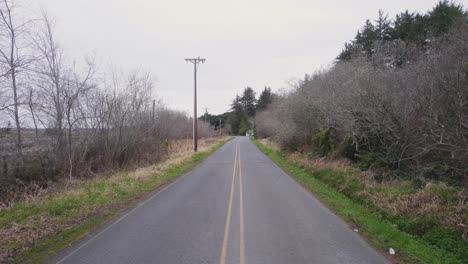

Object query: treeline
[0,1,215,189]
[204,86,273,135]
[229,86,273,135]
[256,1,468,186]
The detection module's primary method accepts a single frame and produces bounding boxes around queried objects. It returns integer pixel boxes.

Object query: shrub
[312,128,335,156]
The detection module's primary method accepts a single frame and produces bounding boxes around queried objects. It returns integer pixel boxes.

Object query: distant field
[0,130,54,155]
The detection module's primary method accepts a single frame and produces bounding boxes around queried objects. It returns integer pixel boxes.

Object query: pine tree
[229,95,244,134]
[240,87,257,117]
[256,87,273,111]
[375,10,392,41]
[355,20,379,57]
[392,11,429,47]
[428,0,465,37]
[337,42,358,62]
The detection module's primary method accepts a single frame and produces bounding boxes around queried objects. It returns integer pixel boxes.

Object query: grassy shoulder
[0,137,231,263]
[253,138,466,264]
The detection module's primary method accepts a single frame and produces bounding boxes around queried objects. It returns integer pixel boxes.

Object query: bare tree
[0,0,34,156]
[257,23,468,185]
[32,13,97,178]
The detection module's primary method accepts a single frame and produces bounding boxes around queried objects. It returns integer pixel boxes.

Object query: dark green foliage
[240,87,257,117]
[312,128,335,156]
[229,95,244,134]
[422,226,468,261]
[337,1,467,63]
[396,218,468,261]
[355,19,379,57]
[227,87,262,135]
[238,117,250,135]
[337,42,359,61]
[252,124,258,139]
[256,87,273,111]
[428,0,466,36]
[375,10,392,41]
[358,152,378,171]
[392,11,428,46]
[337,136,357,160]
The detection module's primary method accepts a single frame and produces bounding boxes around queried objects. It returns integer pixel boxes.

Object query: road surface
[48,137,389,264]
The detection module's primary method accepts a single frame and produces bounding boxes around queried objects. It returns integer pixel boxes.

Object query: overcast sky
[34,0,464,115]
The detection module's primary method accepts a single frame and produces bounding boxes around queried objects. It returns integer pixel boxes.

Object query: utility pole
[202,108,209,123]
[218,119,223,137]
[185,57,206,152]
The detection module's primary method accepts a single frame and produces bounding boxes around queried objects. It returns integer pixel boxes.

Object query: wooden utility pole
[202,108,209,123]
[185,57,206,152]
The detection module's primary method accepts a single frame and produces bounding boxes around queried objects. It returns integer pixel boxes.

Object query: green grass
[2,137,231,264]
[253,139,464,264]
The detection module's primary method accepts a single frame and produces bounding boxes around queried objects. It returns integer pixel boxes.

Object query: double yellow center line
[220,141,246,264]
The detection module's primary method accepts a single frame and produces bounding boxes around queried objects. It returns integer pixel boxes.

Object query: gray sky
[35,0,462,115]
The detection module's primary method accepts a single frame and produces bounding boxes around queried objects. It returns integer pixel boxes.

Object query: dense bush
[257,11,468,186]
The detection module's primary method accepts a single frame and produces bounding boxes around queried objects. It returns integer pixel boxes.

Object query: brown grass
[0,137,224,262]
[262,138,467,237]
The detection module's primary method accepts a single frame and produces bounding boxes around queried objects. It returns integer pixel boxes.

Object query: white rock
[389,248,396,255]
[353,229,359,232]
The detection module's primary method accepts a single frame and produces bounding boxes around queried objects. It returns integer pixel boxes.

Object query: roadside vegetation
[200,86,273,136]
[251,1,467,263]
[0,137,229,263]
[256,1,468,187]
[0,1,223,262]
[254,139,466,264]
[0,0,218,203]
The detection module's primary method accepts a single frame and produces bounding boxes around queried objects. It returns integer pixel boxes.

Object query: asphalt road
[48,137,389,264]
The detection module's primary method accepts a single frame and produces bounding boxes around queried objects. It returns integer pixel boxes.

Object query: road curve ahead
[48,137,389,264]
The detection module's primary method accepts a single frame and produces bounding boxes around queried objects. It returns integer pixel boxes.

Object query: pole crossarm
[185,57,206,64]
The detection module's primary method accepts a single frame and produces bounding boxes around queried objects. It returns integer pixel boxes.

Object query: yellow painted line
[220,141,238,264]
[239,143,246,264]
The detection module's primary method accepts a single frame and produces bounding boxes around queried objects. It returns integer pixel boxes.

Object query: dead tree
[0,0,33,156]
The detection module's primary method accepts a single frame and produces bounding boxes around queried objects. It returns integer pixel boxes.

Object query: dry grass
[262,138,467,237]
[254,138,467,263]
[0,137,225,263]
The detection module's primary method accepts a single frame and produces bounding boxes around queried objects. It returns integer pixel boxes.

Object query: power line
[185,57,206,152]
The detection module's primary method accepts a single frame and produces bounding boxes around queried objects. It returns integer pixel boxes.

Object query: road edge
[14,137,233,264]
[251,138,459,264]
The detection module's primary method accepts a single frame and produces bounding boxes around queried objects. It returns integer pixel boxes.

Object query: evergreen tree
[428,0,465,37]
[336,1,467,63]
[375,10,392,41]
[355,19,379,57]
[238,117,250,135]
[240,87,257,117]
[392,11,428,47]
[256,87,273,111]
[337,42,358,62]
[229,95,244,134]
